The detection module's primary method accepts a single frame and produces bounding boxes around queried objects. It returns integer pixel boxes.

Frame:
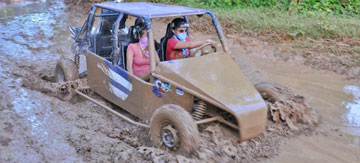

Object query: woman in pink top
[127,22,159,81]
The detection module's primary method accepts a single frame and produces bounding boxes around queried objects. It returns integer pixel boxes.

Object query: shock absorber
[74,54,80,69]
[192,100,207,120]
[72,42,80,69]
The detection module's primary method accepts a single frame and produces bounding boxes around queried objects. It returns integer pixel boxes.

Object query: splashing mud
[256,82,318,131]
[247,56,360,162]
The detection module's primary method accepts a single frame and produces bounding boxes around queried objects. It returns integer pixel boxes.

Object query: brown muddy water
[247,57,360,163]
[0,0,359,162]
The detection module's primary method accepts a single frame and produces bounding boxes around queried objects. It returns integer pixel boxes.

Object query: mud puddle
[0,74,82,162]
[238,55,360,162]
[0,0,86,162]
[343,85,360,136]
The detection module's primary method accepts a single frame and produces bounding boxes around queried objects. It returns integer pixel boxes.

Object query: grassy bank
[212,7,360,39]
[152,0,360,39]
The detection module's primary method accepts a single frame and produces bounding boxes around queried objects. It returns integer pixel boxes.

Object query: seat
[94,10,118,58]
[120,25,138,69]
[159,23,174,61]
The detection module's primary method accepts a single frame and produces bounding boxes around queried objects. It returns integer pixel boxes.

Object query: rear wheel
[150,104,199,154]
[55,58,79,82]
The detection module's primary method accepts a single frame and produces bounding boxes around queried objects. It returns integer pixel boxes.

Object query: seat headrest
[100,19,113,35]
[99,9,127,35]
[126,26,138,44]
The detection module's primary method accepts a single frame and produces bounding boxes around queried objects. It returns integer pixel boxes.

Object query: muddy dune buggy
[56,1,269,154]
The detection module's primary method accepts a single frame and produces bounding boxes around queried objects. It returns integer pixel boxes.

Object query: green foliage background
[129,0,360,38]
[153,0,360,16]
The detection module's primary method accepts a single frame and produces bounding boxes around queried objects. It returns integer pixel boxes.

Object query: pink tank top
[128,43,150,77]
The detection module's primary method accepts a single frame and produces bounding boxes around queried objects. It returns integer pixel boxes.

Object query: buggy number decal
[152,78,171,98]
[97,60,133,101]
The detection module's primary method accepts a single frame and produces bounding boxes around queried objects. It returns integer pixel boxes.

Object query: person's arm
[190,39,217,57]
[174,40,207,49]
[174,39,216,49]
[126,45,134,75]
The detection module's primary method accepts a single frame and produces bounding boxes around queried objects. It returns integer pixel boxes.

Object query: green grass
[125,0,360,39]
[207,7,360,39]
[354,47,360,53]
[157,0,360,39]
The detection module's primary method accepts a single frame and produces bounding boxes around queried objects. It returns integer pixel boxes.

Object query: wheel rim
[161,124,179,149]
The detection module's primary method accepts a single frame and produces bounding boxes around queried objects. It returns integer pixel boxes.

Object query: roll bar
[86,5,229,70]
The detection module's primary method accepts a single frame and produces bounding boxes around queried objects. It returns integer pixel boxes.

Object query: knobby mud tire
[54,58,79,101]
[55,58,79,82]
[150,104,200,155]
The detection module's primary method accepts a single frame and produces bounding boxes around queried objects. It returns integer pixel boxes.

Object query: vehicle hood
[154,53,266,115]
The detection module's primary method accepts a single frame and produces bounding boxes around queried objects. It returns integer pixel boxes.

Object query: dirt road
[0,0,359,162]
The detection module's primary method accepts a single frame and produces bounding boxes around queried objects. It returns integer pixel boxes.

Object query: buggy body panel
[154,54,267,141]
[86,50,194,121]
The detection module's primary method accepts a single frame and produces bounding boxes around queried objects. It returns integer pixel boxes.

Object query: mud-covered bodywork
[70,1,266,142]
[154,53,267,141]
[86,48,267,141]
[86,51,194,121]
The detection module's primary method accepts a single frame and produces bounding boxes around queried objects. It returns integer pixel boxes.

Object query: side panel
[237,106,267,141]
[86,51,193,121]
[155,54,267,141]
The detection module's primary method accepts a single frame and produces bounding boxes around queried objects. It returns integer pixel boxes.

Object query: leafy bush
[296,0,360,15]
[197,0,360,16]
[126,0,360,38]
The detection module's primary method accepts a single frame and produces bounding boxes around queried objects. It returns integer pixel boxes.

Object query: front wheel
[150,104,199,154]
[55,58,79,82]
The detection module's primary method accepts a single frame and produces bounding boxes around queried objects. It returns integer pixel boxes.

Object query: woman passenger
[127,22,159,80]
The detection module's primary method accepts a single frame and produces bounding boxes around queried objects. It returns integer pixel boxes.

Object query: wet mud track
[0,0,359,162]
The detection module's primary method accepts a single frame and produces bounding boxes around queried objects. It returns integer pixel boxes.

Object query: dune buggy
[55,1,268,154]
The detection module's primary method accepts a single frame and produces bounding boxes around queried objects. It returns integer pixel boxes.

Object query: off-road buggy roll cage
[70,2,229,70]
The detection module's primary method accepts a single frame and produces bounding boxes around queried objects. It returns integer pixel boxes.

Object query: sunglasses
[177,29,188,33]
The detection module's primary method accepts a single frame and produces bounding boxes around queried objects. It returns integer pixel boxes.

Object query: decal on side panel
[176,88,184,96]
[152,78,171,98]
[97,60,133,101]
